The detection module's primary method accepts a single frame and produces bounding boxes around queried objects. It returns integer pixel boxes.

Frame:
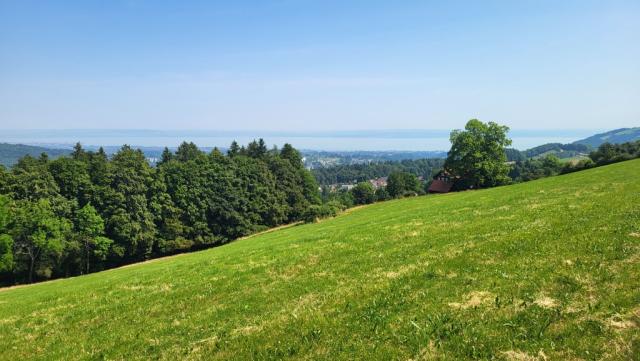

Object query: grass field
[1,160,639,360]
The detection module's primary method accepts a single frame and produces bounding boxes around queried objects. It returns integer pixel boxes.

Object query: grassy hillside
[1,160,639,360]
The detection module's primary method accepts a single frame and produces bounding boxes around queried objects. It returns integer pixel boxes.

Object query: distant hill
[509,128,640,162]
[0,143,70,168]
[573,127,640,148]
[522,142,590,159]
[505,143,590,162]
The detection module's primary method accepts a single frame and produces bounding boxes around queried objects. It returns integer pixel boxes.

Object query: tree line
[510,140,640,182]
[0,140,320,285]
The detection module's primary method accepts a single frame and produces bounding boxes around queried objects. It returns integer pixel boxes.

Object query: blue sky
[0,0,638,132]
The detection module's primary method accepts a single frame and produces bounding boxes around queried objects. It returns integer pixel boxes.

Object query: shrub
[351,182,376,205]
[302,202,343,223]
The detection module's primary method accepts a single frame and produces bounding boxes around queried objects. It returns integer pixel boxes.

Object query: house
[340,184,355,191]
[369,176,388,189]
[427,170,457,193]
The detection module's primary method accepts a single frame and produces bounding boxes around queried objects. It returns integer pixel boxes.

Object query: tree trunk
[28,256,35,283]
[86,242,90,275]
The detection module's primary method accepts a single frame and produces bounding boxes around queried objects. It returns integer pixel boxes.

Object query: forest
[0,140,320,285]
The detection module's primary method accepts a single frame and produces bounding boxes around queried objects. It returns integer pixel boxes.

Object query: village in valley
[323,170,454,194]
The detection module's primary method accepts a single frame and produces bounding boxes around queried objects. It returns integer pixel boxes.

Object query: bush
[351,182,376,205]
[561,158,595,174]
[387,171,422,198]
[375,187,390,201]
[302,202,343,223]
[589,141,640,166]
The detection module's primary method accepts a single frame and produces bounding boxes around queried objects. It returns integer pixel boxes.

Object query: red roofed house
[427,170,457,193]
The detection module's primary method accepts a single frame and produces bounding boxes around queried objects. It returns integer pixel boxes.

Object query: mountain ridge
[573,127,640,148]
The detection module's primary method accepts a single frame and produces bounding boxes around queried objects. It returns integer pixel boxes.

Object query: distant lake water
[0,129,600,151]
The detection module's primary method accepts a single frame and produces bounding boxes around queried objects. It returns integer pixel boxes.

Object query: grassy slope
[1,160,639,360]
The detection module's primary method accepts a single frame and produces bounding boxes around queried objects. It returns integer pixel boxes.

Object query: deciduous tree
[445,119,512,189]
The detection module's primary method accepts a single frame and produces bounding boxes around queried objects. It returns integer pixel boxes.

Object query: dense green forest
[0,140,320,285]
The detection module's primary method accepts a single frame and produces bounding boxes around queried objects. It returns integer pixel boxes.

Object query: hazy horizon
[0,128,606,151]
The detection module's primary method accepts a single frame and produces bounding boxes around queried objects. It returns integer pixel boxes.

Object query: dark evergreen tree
[159,147,173,165]
[71,142,88,161]
[175,142,203,162]
[227,141,240,157]
[281,143,302,166]
[246,139,268,159]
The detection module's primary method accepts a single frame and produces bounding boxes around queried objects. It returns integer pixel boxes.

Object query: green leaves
[387,171,422,198]
[0,234,13,273]
[92,236,114,261]
[9,198,70,282]
[446,119,512,189]
[0,140,322,285]
[0,196,12,272]
[351,182,376,205]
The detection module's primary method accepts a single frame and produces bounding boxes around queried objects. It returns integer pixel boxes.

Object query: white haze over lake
[0,129,601,151]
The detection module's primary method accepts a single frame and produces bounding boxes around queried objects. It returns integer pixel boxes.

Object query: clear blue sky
[1,0,638,131]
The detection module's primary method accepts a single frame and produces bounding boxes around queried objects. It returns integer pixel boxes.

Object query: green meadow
[1,160,639,360]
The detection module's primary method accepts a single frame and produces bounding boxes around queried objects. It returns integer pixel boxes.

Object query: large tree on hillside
[445,119,512,189]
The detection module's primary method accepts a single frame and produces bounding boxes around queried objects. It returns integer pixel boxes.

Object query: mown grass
[1,160,639,360]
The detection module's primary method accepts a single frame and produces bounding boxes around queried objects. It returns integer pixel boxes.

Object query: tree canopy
[351,182,376,205]
[445,119,512,189]
[0,140,320,285]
